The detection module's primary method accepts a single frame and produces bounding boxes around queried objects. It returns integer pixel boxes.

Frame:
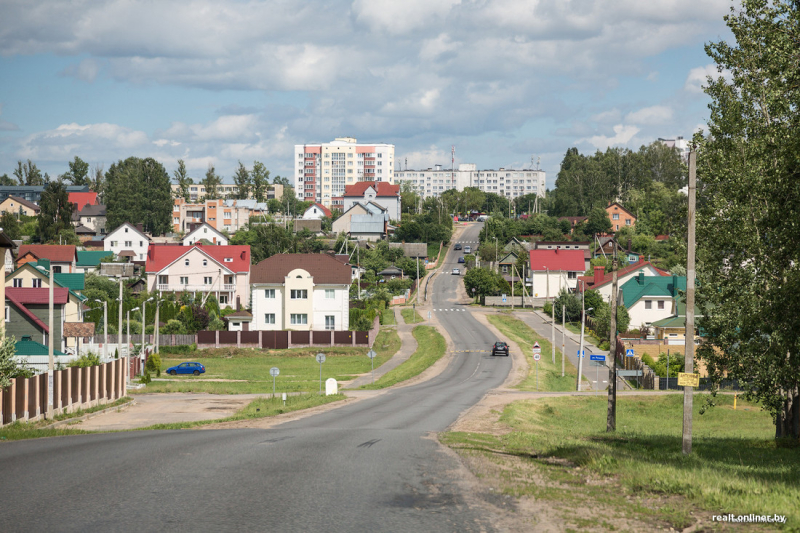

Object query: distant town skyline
[0,1,733,189]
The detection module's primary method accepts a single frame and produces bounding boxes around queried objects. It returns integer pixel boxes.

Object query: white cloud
[352,0,461,35]
[0,104,20,132]
[625,105,673,125]
[577,124,640,150]
[60,58,100,83]
[684,64,728,93]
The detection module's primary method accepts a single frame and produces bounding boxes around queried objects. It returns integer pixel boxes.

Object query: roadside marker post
[367,349,377,383]
[270,366,280,398]
[316,353,326,394]
[533,351,541,390]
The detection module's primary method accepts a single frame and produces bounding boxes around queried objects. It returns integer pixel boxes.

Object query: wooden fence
[90,334,196,346]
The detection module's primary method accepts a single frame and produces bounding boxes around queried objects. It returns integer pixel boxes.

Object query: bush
[161,319,186,335]
[146,352,162,377]
[543,301,553,316]
[70,353,101,368]
[159,344,197,355]
[139,371,151,384]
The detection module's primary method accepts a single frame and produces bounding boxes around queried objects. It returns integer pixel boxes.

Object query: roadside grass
[358,325,445,390]
[139,393,346,431]
[381,308,396,325]
[134,328,400,394]
[443,394,797,530]
[401,308,423,324]
[487,314,577,391]
[0,396,133,441]
[564,321,604,347]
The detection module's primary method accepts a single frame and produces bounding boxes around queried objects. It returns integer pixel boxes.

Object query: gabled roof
[184,223,226,243]
[225,310,253,319]
[145,244,251,274]
[350,214,385,234]
[53,273,85,292]
[74,224,96,235]
[4,195,40,213]
[77,250,113,267]
[577,259,670,291]
[105,222,151,242]
[251,253,351,285]
[529,249,585,272]
[605,202,636,218]
[339,203,370,217]
[68,192,98,211]
[77,204,106,217]
[15,337,67,356]
[6,287,70,333]
[7,263,86,301]
[498,252,519,264]
[17,244,77,264]
[343,181,400,198]
[305,203,332,218]
[621,274,686,308]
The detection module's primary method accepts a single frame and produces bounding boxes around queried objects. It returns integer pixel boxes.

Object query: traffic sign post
[589,355,604,395]
[367,349,377,383]
[270,366,280,397]
[533,351,541,390]
[626,348,635,357]
[316,353,326,394]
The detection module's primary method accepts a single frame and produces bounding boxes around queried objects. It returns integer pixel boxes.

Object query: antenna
[405,157,407,171]
[537,157,541,171]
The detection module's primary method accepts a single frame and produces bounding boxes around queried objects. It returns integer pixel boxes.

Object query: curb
[42,399,137,429]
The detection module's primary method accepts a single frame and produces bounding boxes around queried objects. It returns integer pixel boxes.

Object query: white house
[341,182,400,221]
[104,222,151,263]
[183,222,228,246]
[577,257,670,302]
[250,254,351,331]
[302,203,332,220]
[528,249,585,297]
[621,273,687,328]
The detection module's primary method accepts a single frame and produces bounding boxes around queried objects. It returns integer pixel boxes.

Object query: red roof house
[342,181,401,221]
[16,245,78,272]
[68,192,98,211]
[528,249,586,298]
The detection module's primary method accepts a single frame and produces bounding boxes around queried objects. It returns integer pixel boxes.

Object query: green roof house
[620,273,686,329]
[76,250,114,274]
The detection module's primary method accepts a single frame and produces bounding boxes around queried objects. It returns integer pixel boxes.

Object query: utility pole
[561,304,566,377]
[47,267,54,419]
[683,148,697,455]
[607,251,618,432]
[118,277,123,361]
[577,283,585,391]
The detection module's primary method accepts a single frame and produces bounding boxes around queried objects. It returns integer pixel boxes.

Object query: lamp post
[93,299,108,361]
[142,297,153,369]
[126,306,139,382]
[577,297,594,392]
[494,236,498,272]
[316,352,326,394]
[153,294,161,355]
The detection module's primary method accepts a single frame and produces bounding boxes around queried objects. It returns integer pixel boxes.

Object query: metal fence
[658,378,742,391]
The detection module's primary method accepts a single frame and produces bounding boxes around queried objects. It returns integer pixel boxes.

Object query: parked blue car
[166,362,206,376]
[458,256,465,263]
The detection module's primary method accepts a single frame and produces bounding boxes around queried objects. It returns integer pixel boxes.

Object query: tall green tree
[37,181,74,243]
[251,161,270,203]
[173,159,192,202]
[696,0,800,439]
[90,164,105,199]
[105,157,172,235]
[1,212,21,239]
[61,156,90,186]
[202,164,222,200]
[0,174,14,186]
[584,206,613,236]
[233,161,251,199]
[13,160,44,186]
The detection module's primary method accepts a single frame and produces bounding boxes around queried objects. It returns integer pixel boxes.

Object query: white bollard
[325,378,338,396]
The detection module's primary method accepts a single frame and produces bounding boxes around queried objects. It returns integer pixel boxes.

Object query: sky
[0,0,735,189]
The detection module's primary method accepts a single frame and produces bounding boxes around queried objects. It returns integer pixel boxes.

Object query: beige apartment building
[295,137,395,208]
[395,163,546,200]
[173,198,271,235]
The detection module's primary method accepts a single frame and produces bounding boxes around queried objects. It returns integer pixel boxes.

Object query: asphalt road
[0,223,513,533]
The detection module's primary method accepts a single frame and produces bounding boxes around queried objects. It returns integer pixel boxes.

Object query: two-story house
[104,222,152,263]
[182,222,228,246]
[339,182,400,221]
[5,287,69,349]
[606,202,637,232]
[250,254,351,331]
[16,245,77,273]
[528,249,586,297]
[577,256,670,302]
[145,244,251,309]
[621,273,687,328]
[0,195,40,217]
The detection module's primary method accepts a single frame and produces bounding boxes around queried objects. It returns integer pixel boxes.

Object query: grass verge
[487,314,577,391]
[139,393,346,430]
[401,308,423,324]
[133,329,400,394]
[0,396,133,441]
[564,321,604,347]
[381,308,396,325]
[443,394,796,530]
[359,325,445,390]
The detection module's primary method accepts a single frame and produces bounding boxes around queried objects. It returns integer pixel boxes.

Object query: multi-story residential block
[172,198,268,234]
[394,163,546,201]
[250,254,351,331]
[295,137,395,207]
[145,244,251,309]
[170,183,285,202]
[104,222,151,263]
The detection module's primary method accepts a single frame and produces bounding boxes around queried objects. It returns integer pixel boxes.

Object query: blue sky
[0,0,734,189]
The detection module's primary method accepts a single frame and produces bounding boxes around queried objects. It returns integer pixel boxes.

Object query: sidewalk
[347,307,419,388]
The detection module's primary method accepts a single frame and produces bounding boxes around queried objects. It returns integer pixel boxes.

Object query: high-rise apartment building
[394,163,546,200]
[295,137,395,206]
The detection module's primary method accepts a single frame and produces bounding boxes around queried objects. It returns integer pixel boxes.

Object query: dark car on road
[166,362,206,376]
[454,243,462,250]
[458,256,465,263]
[491,342,509,357]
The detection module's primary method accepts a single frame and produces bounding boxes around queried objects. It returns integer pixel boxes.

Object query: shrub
[161,319,186,335]
[543,301,553,316]
[159,344,197,355]
[146,352,162,377]
[139,371,151,384]
[70,353,101,368]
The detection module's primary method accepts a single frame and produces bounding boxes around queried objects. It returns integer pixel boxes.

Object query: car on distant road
[491,342,509,357]
[458,256,465,263]
[452,268,460,275]
[166,362,206,376]
[454,243,462,250]
[464,245,471,254]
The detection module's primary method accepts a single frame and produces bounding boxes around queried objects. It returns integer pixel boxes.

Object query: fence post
[215,330,219,348]
[32,375,40,419]
[17,377,28,422]
[7,380,16,422]
[237,331,241,348]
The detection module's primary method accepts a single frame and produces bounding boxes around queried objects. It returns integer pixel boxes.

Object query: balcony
[224,284,236,291]
[158,284,236,292]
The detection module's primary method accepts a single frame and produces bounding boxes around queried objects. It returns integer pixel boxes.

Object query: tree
[0,173,14,186]
[251,161,269,203]
[105,157,172,235]
[61,156,90,186]
[584,207,613,236]
[37,181,74,243]
[90,164,105,199]
[173,159,192,202]
[202,164,222,200]
[1,212,21,240]
[0,334,17,389]
[553,288,582,322]
[273,175,291,187]
[696,0,800,439]
[13,160,44,186]
[233,161,251,199]
[463,267,500,299]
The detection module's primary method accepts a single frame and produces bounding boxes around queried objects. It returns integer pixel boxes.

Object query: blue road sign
[577,350,585,356]
[590,354,605,362]
[626,348,635,357]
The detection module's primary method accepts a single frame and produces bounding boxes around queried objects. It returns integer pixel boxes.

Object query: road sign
[270,367,280,377]
[626,348,635,357]
[501,294,507,303]
[577,349,585,356]
[316,353,326,364]
[533,352,540,361]
[532,342,541,354]
[428,311,432,319]
[618,369,643,377]
[367,350,377,359]
[590,354,605,362]
[677,372,700,387]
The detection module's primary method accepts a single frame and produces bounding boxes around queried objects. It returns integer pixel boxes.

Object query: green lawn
[380,308,396,325]
[135,328,401,394]
[443,394,797,530]
[358,325,445,390]
[400,308,423,324]
[487,314,578,391]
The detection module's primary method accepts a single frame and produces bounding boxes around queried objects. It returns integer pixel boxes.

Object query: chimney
[638,254,644,263]
[594,266,604,285]
[638,271,644,285]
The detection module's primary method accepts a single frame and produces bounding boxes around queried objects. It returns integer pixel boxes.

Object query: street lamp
[92,299,108,361]
[577,301,594,392]
[494,236,498,271]
[142,297,154,367]
[126,306,139,383]
[127,306,139,356]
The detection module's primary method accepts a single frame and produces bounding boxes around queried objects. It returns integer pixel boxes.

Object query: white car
[464,245,471,254]
[452,268,460,275]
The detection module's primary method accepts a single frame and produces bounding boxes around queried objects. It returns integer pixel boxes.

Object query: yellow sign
[677,372,700,387]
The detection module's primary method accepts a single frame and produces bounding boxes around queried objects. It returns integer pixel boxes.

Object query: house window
[111,241,117,247]
[264,314,275,324]
[612,213,619,220]
[158,275,168,285]
[290,289,308,299]
[501,265,508,273]
[325,289,335,299]
[219,295,229,304]
[567,272,577,279]
[180,276,189,285]
[264,289,275,298]
[12,278,22,287]
[204,277,212,285]
[658,300,665,310]
[32,279,42,288]
[290,314,308,325]
[125,241,132,247]
[626,219,632,226]
[184,259,190,266]
[325,316,335,330]
[645,300,652,310]
[203,259,208,267]
[53,266,62,273]
[224,258,233,263]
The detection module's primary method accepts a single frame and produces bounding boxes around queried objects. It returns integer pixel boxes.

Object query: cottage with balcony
[145,244,251,309]
[104,222,151,263]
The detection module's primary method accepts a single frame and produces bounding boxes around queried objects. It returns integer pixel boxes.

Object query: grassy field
[0,397,133,441]
[564,320,604,347]
[487,314,578,391]
[380,308,396,325]
[400,308,423,324]
[358,325,445,390]
[443,394,798,530]
[135,328,401,394]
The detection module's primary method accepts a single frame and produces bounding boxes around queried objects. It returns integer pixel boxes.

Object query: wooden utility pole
[577,283,586,391]
[683,149,697,455]
[561,305,566,377]
[47,267,54,419]
[607,253,618,432]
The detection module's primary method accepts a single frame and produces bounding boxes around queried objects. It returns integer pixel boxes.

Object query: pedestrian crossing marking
[450,350,491,353]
